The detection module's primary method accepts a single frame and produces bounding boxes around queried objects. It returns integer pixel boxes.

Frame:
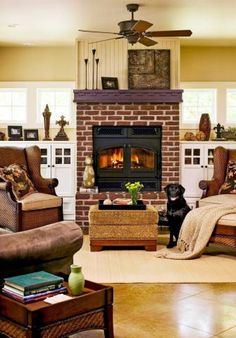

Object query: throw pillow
[0,163,37,200]
[219,160,236,194]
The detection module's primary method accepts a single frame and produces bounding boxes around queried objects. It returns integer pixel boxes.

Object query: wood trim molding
[73,89,183,104]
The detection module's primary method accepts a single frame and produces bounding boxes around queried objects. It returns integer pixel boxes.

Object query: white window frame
[181,88,216,127]
[0,81,75,128]
[0,87,28,124]
[181,82,236,129]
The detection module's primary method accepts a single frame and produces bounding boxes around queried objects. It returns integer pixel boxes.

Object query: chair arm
[34,176,59,195]
[0,181,17,202]
[199,178,221,198]
[0,221,83,279]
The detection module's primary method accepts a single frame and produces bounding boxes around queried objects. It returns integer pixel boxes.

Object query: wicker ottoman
[89,205,158,251]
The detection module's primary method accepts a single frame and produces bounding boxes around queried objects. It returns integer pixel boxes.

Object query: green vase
[68,264,85,296]
[131,192,138,205]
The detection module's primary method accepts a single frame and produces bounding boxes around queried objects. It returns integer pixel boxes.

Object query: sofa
[0,221,83,282]
[199,146,236,248]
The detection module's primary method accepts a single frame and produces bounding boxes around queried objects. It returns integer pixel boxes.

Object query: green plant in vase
[125,181,144,205]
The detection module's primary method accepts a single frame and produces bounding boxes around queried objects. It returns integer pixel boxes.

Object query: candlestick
[92,49,96,90]
[95,58,99,90]
[84,58,88,90]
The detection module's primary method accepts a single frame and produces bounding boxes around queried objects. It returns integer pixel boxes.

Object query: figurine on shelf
[213,123,225,140]
[42,104,52,141]
[54,115,69,141]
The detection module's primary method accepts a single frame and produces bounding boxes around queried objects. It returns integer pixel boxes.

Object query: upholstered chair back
[0,147,27,168]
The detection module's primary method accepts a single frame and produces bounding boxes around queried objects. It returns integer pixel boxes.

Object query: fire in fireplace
[93,126,162,191]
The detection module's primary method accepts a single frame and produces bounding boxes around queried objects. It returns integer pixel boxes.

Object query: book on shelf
[2,285,67,304]
[4,271,64,292]
[3,282,64,296]
[79,186,98,193]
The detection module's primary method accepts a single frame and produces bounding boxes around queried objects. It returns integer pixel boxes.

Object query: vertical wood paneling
[76,38,180,89]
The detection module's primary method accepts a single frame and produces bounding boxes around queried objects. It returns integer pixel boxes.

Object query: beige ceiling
[1,0,236,47]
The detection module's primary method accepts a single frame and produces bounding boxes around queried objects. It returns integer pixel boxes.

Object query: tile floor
[74,282,236,338]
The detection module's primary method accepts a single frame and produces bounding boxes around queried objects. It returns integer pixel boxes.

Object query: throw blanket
[156,204,236,260]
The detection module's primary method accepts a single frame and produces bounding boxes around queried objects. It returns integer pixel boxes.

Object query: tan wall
[180,46,236,81]
[0,46,76,81]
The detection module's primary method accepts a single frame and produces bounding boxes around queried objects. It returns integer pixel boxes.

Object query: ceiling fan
[78,3,192,47]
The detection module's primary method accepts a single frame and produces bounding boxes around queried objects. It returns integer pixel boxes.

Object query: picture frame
[24,129,39,141]
[8,126,23,141]
[101,77,119,90]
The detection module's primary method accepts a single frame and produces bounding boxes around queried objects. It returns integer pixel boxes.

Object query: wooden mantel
[73,89,183,104]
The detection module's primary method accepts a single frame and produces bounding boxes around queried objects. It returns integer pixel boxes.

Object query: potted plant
[125,181,144,205]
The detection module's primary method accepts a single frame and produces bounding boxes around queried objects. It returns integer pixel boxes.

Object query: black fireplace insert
[93,126,162,191]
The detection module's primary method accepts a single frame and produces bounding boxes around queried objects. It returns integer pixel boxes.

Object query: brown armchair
[0,145,63,232]
[199,146,236,248]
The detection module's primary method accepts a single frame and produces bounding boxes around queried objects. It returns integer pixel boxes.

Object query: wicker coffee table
[0,280,113,338]
[89,204,158,251]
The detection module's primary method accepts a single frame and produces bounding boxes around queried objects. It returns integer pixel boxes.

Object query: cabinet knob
[52,165,55,168]
[205,165,208,168]
[201,165,204,168]
[47,165,50,167]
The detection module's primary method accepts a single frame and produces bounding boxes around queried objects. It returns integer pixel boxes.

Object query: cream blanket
[156,203,236,260]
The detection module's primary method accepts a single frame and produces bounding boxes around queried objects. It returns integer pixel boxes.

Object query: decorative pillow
[220,160,236,194]
[0,164,37,200]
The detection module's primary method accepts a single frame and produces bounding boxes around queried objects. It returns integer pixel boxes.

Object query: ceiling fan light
[127,35,139,45]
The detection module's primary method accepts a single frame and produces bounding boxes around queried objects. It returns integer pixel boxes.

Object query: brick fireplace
[74,89,182,232]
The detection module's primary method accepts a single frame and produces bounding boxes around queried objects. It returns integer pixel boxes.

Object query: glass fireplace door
[98,147,124,170]
[130,147,155,172]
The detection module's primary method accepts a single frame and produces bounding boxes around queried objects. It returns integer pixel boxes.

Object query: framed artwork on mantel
[128,49,170,90]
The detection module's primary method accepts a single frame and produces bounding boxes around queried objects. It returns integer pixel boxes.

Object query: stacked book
[2,271,67,303]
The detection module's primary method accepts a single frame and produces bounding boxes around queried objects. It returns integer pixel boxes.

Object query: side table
[0,280,113,338]
[89,204,158,251]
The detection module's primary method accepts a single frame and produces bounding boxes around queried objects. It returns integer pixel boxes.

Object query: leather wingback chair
[0,145,63,232]
[199,146,236,248]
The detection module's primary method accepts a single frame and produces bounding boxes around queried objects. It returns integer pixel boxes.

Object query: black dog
[164,184,191,248]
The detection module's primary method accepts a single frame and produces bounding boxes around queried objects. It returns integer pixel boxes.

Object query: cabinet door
[39,145,52,178]
[51,144,75,196]
[180,145,205,198]
[204,146,215,180]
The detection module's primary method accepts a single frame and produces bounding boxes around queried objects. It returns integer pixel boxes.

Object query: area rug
[74,235,236,283]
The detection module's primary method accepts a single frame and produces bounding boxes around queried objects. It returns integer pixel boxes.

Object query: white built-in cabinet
[0,141,76,220]
[180,141,236,208]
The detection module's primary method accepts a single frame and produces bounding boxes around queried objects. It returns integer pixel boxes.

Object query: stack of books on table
[2,271,67,303]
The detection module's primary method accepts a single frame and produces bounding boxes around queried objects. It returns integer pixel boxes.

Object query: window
[0,88,27,122]
[226,89,236,123]
[37,88,72,124]
[181,89,216,125]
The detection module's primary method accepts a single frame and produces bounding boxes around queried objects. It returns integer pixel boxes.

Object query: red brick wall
[76,102,180,232]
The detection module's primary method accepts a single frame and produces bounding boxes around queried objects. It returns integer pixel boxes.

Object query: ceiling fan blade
[88,36,124,44]
[145,30,192,37]
[79,29,119,35]
[138,36,157,47]
[131,20,153,32]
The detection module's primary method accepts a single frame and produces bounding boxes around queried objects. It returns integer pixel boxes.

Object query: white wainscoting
[76,38,180,89]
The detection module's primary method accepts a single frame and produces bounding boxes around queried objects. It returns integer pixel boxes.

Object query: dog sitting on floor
[164,183,191,248]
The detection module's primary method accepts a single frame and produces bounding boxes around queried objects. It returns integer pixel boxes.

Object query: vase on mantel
[68,264,85,296]
[199,113,211,141]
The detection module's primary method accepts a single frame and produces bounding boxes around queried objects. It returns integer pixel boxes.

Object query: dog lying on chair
[164,184,191,248]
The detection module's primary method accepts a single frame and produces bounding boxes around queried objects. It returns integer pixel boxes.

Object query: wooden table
[0,280,114,338]
[89,204,158,251]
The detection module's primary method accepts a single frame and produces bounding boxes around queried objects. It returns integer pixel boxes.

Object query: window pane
[37,88,72,124]
[182,89,216,124]
[226,89,236,123]
[0,89,27,122]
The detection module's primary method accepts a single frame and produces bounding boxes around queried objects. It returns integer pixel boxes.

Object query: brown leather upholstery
[199,146,236,248]
[0,145,63,232]
[0,221,83,281]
